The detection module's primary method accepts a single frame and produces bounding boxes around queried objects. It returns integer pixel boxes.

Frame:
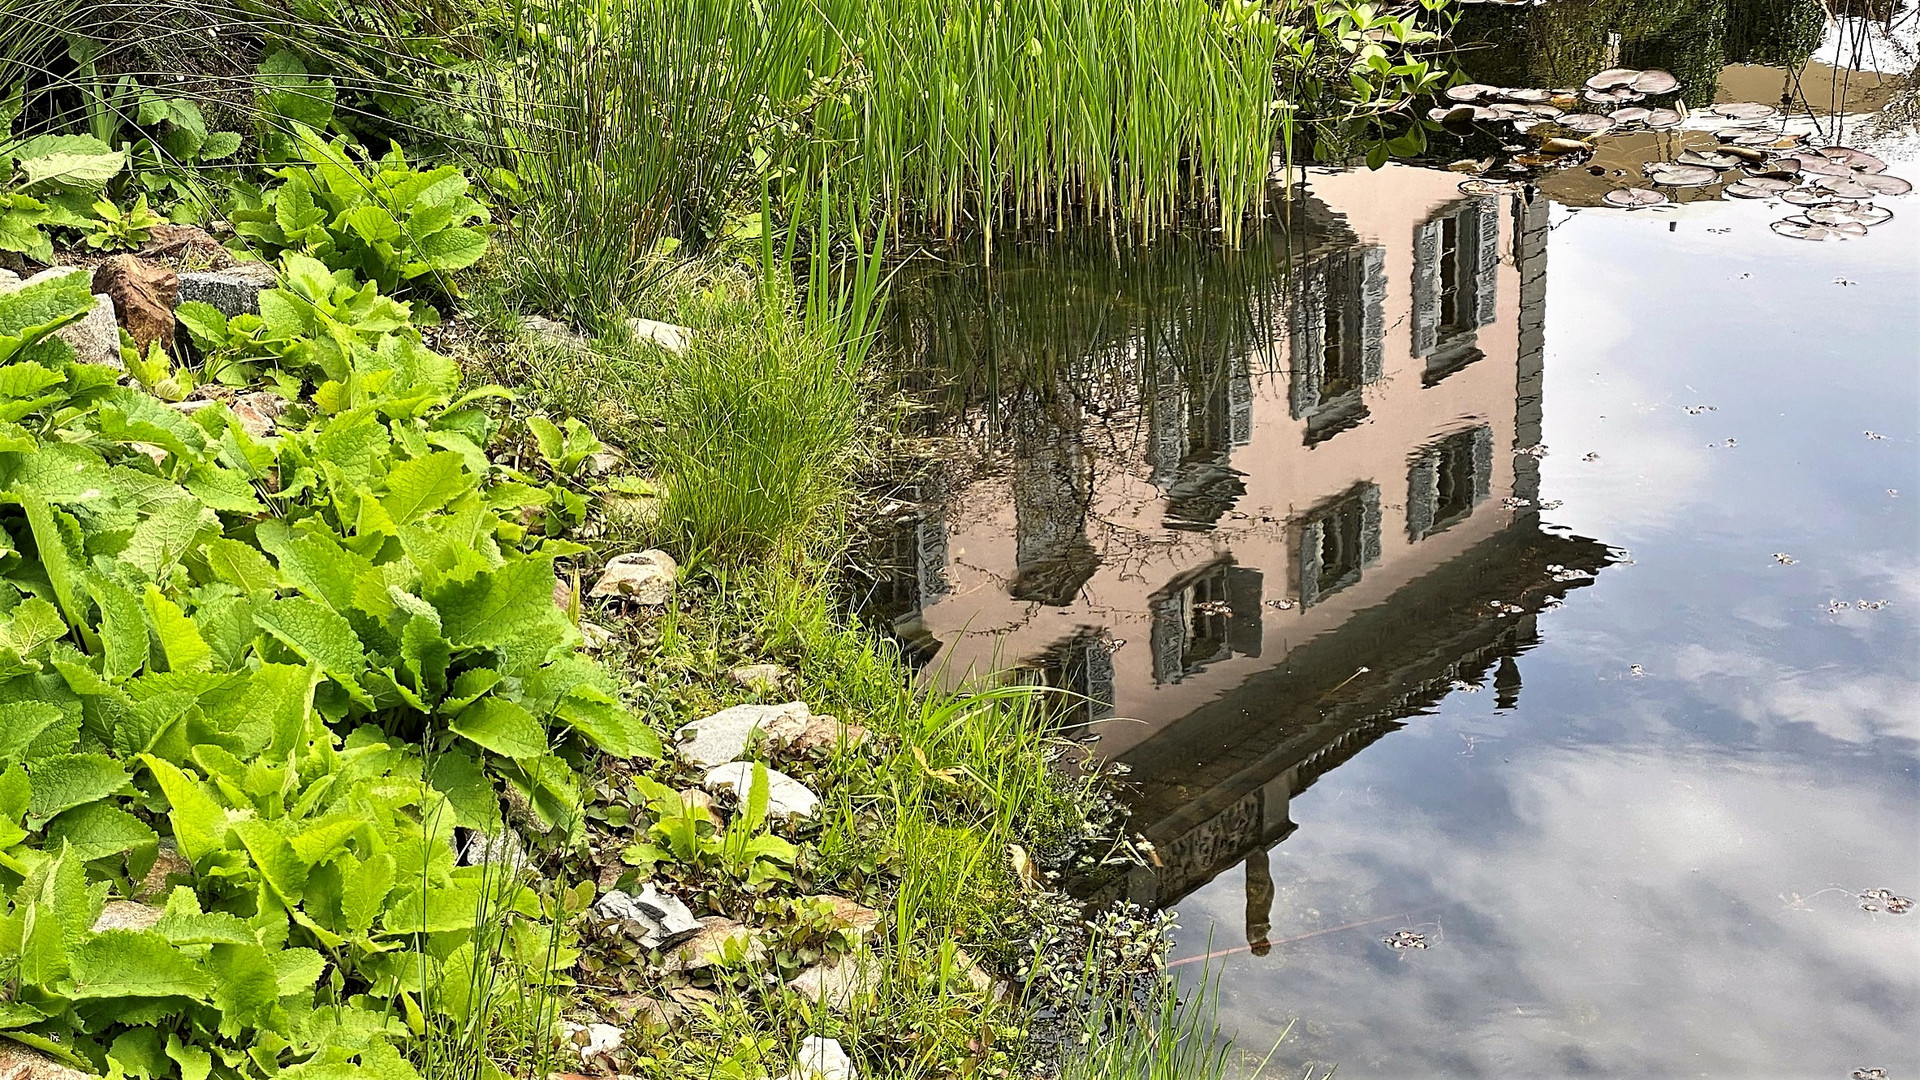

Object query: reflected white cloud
[1174,747,1920,1078]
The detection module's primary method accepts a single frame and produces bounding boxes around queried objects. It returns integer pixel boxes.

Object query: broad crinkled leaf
[430,556,569,650]
[44,801,157,864]
[446,697,547,760]
[70,929,212,1001]
[379,451,473,524]
[254,597,370,704]
[25,752,129,823]
[143,586,212,672]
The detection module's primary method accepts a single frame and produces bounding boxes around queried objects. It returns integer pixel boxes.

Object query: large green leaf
[254,597,370,705]
[11,133,128,191]
[379,451,473,524]
[25,753,130,824]
[71,930,213,1001]
[44,801,158,864]
[446,697,547,760]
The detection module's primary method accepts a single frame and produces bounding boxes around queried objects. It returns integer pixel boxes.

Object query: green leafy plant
[81,194,167,250]
[0,131,129,263]
[621,766,796,891]
[231,126,490,298]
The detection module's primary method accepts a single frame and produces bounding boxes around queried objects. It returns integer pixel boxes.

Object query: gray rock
[177,263,278,316]
[656,915,764,972]
[0,268,18,287]
[588,549,677,605]
[520,314,588,349]
[593,884,702,949]
[627,317,691,355]
[458,829,529,876]
[676,701,811,767]
[64,294,125,368]
[702,761,820,822]
[787,1036,856,1080]
[0,1043,95,1080]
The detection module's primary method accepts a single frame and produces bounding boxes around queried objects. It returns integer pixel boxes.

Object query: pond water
[866,7,1918,1077]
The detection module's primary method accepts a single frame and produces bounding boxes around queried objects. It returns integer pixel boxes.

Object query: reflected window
[1149,561,1264,684]
[1149,355,1254,530]
[1298,483,1381,607]
[1407,425,1493,541]
[1413,197,1500,381]
[1290,245,1386,445]
[1027,629,1117,725]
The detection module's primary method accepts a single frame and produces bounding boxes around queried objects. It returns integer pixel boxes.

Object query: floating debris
[1859,889,1913,914]
[1829,600,1853,613]
[1449,679,1482,693]
[1539,499,1564,510]
[1384,930,1430,949]
[1603,187,1668,209]
[1192,599,1233,617]
[1857,598,1889,610]
[1771,217,1867,241]
[1517,443,1550,459]
[1488,600,1525,616]
[1265,598,1297,611]
[1458,178,1523,197]
[1851,1069,1888,1080]
[1628,664,1646,677]
[1866,431,1886,440]
[1772,553,1797,565]
[1582,451,1600,462]
[1547,564,1592,582]
[1682,404,1719,414]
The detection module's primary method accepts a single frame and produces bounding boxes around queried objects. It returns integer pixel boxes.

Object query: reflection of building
[871,166,1614,919]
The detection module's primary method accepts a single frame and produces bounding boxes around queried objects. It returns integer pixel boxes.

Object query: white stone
[702,761,820,822]
[588,549,677,605]
[730,663,788,693]
[458,829,528,876]
[91,900,163,933]
[0,1043,94,1080]
[787,1036,856,1080]
[675,701,810,767]
[627,317,691,355]
[656,915,765,972]
[787,950,880,1011]
[561,1020,623,1066]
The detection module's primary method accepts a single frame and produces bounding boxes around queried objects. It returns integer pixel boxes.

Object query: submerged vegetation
[0,0,1482,1077]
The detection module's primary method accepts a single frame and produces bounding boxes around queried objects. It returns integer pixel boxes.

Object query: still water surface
[872,12,1918,1078]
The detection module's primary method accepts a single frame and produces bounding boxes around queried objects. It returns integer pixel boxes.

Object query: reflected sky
[1174,169,1920,1078]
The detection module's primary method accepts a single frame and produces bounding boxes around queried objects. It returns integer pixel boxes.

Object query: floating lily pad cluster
[1432,66,1910,239]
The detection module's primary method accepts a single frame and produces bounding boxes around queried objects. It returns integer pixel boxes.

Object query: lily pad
[1630,69,1679,94]
[1780,188,1835,207]
[1677,149,1743,170]
[1644,108,1684,129]
[1721,180,1777,199]
[1814,177,1879,200]
[1583,86,1644,105]
[1815,146,1887,173]
[1791,155,1855,177]
[1501,88,1553,104]
[1854,172,1912,195]
[1711,102,1778,120]
[1586,67,1641,91]
[1771,216,1867,240]
[1561,114,1616,134]
[1807,203,1892,226]
[1603,187,1668,208]
[1644,162,1718,186]
[1446,83,1500,103]
[1610,107,1652,124]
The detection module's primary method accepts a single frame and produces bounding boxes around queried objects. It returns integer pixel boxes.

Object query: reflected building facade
[871,165,1615,928]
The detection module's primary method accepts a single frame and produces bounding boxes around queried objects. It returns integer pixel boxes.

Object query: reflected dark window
[1298,482,1381,607]
[1149,562,1264,684]
[1027,629,1117,725]
[1149,355,1253,530]
[1290,245,1386,445]
[1413,197,1499,383]
[1407,425,1493,541]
